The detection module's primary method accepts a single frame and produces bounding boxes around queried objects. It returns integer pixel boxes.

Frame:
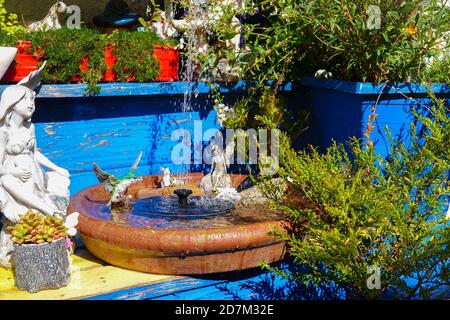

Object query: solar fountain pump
[173,189,193,208]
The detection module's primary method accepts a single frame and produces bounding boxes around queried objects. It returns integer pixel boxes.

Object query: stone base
[13,238,71,293]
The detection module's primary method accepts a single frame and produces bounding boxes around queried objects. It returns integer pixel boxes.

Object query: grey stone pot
[12,238,71,293]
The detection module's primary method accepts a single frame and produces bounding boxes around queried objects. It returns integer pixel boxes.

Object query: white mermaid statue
[0,63,71,268]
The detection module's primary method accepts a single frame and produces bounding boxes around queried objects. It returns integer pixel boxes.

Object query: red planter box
[1,41,179,83]
[153,45,179,82]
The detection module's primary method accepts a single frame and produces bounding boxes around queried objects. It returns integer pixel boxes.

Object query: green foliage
[108,31,160,82]
[0,28,173,94]
[0,0,26,35]
[286,0,450,83]
[204,0,449,84]
[0,29,16,46]
[7,211,68,245]
[23,28,107,94]
[223,87,309,141]
[422,54,450,83]
[263,94,450,299]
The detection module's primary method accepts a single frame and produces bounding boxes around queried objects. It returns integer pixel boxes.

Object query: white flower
[214,103,233,127]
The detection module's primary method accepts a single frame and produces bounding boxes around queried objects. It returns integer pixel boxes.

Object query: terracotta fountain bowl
[69,173,287,275]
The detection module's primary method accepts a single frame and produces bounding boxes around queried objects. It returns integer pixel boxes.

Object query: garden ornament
[215,187,241,203]
[151,11,178,40]
[160,166,183,187]
[160,166,172,187]
[27,1,70,32]
[93,151,143,210]
[200,140,234,194]
[124,0,154,20]
[0,62,72,268]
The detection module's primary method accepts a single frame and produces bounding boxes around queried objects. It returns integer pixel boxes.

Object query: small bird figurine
[93,151,143,210]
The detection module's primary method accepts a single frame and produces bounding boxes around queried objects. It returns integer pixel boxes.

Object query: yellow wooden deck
[0,249,179,300]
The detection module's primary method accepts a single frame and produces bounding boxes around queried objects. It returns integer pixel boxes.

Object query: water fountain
[68,2,286,275]
[70,172,286,275]
[72,134,286,274]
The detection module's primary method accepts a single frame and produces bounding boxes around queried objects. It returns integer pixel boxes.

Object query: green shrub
[0,0,26,36]
[24,28,107,94]
[109,31,161,83]
[201,0,449,84]
[261,93,450,299]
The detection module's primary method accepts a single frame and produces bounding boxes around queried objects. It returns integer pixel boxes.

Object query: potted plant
[0,28,180,94]
[77,31,180,83]
[7,210,78,293]
[290,0,449,156]
[108,31,179,83]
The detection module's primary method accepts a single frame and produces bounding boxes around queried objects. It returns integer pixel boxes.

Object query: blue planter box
[299,77,450,156]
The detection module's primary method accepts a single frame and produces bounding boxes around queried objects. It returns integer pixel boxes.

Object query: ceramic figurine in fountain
[160,166,183,188]
[93,151,143,210]
[27,1,69,32]
[0,62,71,268]
[200,140,235,194]
[160,166,172,187]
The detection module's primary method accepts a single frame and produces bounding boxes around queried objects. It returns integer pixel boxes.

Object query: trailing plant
[0,30,17,46]
[108,31,162,82]
[0,0,26,36]
[0,28,176,94]
[422,54,450,84]
[27,28,107,94]
[0,28,107,94]
[7,211,69,245]
[259,92,450,299]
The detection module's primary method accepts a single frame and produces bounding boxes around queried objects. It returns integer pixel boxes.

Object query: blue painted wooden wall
[299,78,450,157]
[0,82,295,195]
[0,82,298,300]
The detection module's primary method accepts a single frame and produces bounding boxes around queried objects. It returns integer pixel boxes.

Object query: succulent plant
[7,210,69,245]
